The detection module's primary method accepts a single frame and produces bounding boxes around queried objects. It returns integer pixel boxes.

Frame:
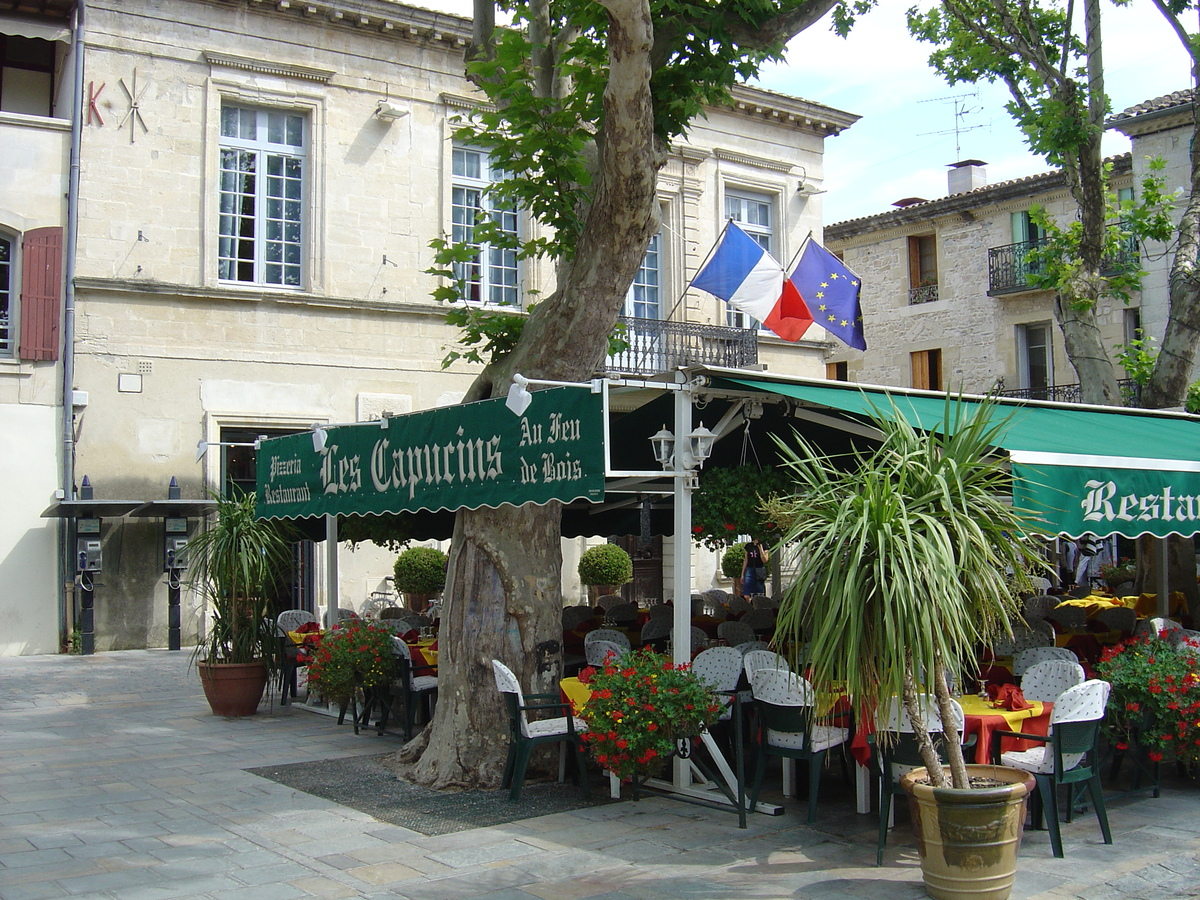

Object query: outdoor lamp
[506,374,533,416]
[688,425,716,465]
[650,426,675,469]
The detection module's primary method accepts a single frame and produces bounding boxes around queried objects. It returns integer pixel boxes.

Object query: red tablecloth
[848,695,1053,766]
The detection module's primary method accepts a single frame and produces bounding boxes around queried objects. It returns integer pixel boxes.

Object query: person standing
[742,539,769,595]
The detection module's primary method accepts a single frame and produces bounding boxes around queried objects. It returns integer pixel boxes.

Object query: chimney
[948,159,987,195]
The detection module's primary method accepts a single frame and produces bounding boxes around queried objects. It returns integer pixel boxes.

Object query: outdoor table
[560,675,592,715]
[408,638,438,672]
[958,694,1051,763]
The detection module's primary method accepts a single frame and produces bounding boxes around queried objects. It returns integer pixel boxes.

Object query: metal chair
[992,679,1112,858]
[1013,646,1078,677]
[491,660,589,802]
[1020,658,1085,703]
[748,668,849,823]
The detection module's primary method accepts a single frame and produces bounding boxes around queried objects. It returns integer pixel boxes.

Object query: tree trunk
[1054,284,1121,405]
[401,0,663,788]
[398,502,565,787]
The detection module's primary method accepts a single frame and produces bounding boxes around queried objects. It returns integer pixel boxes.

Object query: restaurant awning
[710,372,1200,541]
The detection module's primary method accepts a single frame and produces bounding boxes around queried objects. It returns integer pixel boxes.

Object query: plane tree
[399,0,850,788]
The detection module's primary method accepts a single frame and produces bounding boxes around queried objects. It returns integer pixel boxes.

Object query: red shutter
[19,226,64,362]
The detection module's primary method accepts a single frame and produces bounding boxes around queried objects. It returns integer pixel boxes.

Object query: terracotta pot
[198,661,269,717]
[900,764,1035,900]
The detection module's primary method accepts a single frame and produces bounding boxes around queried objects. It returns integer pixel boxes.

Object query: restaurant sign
[1012,460,1200,540]
[256,387,606,520]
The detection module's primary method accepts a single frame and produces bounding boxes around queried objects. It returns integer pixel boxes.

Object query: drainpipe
[59,0,85,646]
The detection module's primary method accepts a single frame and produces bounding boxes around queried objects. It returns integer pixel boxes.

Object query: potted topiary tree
[577,543,633,603]
[766,396,1043,900]
[393,545,448,613]
[721,542,748,595]
[187,491,295,717]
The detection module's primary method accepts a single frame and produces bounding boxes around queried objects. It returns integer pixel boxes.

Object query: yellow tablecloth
[958,693,1050,762]
[560,677,592,715]
[1056,595,1134,614]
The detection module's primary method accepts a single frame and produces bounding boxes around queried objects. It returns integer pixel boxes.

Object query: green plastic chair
[491,659,590,802]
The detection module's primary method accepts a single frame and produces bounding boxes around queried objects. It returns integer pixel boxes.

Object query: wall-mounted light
[195,438,261,463]
[311,425,328,453]
[504,372,603,417]
[374,100,408,121]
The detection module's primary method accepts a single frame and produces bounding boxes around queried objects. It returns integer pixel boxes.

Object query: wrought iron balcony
[989,229,1139,295]
[998,379,1141,405]
[604,316,758,376]
[908,283,939,305]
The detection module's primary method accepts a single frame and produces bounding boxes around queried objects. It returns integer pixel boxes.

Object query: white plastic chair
[584,628,631,651]
[749,668,849,823]
[996,679,1112,857]
[717,620,756,647]
[743,649,791,683]
[585,640,625,667]
[1013,646,1077,677]
[1020,658,1085,704]
[491,660,588,802]
[691,646,743,721]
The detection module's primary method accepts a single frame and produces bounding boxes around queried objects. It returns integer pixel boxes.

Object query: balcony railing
[998,379,1141,405]
[604,316,758,376]
[989,229,1140,295]
[908,283,939,305]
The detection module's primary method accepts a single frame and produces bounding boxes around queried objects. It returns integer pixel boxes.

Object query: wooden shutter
[19,226,63,361]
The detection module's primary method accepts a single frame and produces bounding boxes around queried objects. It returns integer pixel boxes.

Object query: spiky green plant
[187,491,295,665]
[764,395,1041,789]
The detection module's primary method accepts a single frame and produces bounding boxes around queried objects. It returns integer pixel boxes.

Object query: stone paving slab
[1,650,1198,899]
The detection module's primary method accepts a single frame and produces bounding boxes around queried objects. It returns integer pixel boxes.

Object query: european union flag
[789,238,866,351]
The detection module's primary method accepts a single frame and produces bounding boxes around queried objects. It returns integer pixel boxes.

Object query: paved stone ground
[1,650,1197,900]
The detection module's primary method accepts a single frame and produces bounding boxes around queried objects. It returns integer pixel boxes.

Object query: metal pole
[167,576,181,651]
[325,513,339,628]
[672,380,694,790]
[79,570,94,655]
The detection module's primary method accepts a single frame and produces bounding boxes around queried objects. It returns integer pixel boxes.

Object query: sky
[754,2,1194,224]
[412,0,1193,224]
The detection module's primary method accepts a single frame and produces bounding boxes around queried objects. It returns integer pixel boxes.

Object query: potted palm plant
[766,395,1042,900]
[188,491,295,717]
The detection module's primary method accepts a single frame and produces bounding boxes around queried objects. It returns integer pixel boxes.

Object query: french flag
[691,221,814,341]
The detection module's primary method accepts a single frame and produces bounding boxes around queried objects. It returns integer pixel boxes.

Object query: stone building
[1,0,856,653]
[824,157,1138,397]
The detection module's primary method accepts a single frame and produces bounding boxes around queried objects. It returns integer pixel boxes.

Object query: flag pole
[660,218,734,324]
[783,230,815,276]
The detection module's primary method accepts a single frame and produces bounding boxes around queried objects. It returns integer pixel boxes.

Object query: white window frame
[217,104,308,289]
[0,232,13,358]
[1017,322,1053,391]
[723,190,773,329]
[451,145,520,307]
[624,232,662,320]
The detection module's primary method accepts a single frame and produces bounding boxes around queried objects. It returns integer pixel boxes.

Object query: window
[0,236,11,356]
[907,234,938,304]
[724,191,773,328]
[1011,210,1046,246]
[911,349,941,391]
[1,35,56,117]
[1017,323,1052,397]
[624,233,661,320]
[1123,307,1142,347]
[218,105,306,288]
[451,146,519,306]
[826,361,848,381]
[3,227,62,361]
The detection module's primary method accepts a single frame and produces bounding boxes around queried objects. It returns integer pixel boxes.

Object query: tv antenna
[918,91,988,159]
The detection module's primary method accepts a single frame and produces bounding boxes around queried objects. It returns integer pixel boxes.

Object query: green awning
[722,376,1200,540]
[255,387,606,521]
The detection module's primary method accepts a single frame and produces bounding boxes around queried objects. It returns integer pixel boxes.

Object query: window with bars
[724,191,773,329]
[625,233,661,319]
[451,146,519,306]
[218,105,306,288]
[907,234,939,304]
